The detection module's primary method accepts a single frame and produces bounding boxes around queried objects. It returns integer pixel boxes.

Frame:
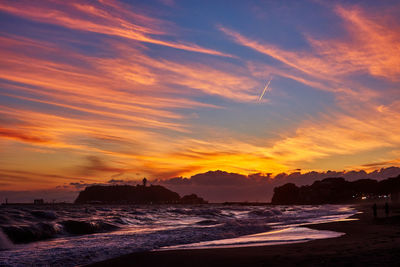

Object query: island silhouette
[75,184,207,204]
[272,175,400,204]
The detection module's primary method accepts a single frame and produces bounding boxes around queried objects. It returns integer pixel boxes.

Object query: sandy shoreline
[88,203,400,267]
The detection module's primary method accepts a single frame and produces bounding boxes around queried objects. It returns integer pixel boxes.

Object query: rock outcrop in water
[271,175,400,204]
[75,185,207,204]
[180,194,207,204]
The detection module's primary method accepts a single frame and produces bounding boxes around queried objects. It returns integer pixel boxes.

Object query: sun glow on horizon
[1,0,400,197]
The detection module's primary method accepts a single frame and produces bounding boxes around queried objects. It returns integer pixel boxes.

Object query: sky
[1,0,400,202]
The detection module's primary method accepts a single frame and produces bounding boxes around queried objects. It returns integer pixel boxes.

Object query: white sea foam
[159,227,344,250]
[0,229,13,251]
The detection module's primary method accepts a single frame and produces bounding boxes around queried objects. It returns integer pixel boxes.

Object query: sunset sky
[1,0,400,200]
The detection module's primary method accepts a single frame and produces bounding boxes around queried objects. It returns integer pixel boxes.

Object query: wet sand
[88,203,400,267]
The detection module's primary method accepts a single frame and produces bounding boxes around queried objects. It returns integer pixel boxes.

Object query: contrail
[258,77,272,101]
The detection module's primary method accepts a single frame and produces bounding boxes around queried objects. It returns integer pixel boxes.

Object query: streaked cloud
[0,0,230,57]
[220,4,400,91]
[1,1,400,199]
[270,103,400,167]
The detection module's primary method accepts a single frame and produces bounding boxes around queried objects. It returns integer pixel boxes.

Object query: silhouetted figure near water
[373,203,377,218]
[385,202,389,217]
[142,177,147,187]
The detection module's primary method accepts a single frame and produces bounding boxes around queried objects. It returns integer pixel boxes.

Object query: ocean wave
[30,210,58,220]
[249,208,282,217]
[0,230,12,251]
[61,220,119,235]
[2,222,61,243]
[196,219,220,225]
[0,204,355,266]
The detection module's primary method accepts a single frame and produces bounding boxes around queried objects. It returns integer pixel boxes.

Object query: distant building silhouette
[34,199,44,204]
[142,177,147,187]
[272,175,400,204]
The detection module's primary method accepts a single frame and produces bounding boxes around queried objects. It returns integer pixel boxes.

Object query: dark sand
[88,203,400,267]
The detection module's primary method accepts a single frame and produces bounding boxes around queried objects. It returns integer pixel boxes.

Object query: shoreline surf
[88,203,400,267]
[0,204,355,266]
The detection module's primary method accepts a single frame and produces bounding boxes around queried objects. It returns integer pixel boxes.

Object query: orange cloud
[0,127,50,144]
[2,1,400,193]
[220,4,400,86]
[330,6,400,81]
[219,26,341,82]
[269,101,400,170]
[0,0,231,57]
[0,168,99,190]
[211,4,400,174]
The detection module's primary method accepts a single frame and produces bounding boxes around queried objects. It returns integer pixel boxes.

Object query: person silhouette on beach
[385,202,389,217]
[373,203,377,218]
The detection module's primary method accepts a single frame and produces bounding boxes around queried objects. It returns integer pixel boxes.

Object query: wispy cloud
[1,1,400,194]
[0,127,50,144]
[214,4,400,173]
[220,4,400,90]
[0,0,231,57]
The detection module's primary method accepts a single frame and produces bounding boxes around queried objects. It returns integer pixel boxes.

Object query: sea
[0,204,356,266]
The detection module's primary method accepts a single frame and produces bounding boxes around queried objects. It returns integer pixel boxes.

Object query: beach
[89,203,400,267]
